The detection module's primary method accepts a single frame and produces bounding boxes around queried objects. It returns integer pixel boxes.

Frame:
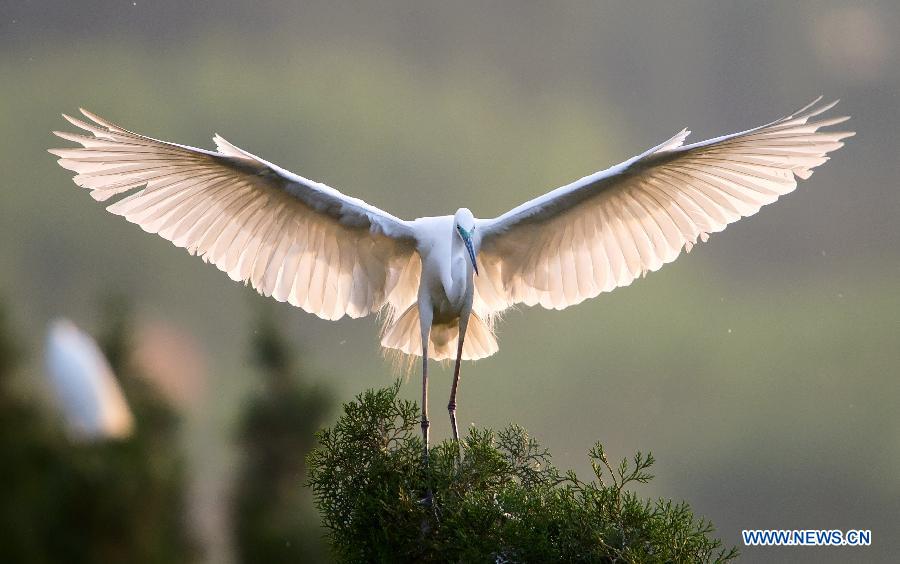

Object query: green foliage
[0,299,197,564]
[232,311,334,563]
[308,382,738,563]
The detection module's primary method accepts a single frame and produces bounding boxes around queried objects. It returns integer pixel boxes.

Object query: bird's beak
[463,234,479,276]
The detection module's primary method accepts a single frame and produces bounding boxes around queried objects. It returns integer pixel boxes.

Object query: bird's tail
[380,304,499,362]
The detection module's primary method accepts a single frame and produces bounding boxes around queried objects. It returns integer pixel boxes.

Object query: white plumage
[50,97,852,454]
[44,319,134,441]
[474,99,853,314]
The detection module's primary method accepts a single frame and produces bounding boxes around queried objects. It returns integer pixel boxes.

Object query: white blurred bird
[44,319,134,441]
[50,98,852,457]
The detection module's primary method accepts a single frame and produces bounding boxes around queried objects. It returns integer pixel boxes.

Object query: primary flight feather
[50,97,853,458]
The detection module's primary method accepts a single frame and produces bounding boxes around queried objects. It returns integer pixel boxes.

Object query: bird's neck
[445,234,473,304]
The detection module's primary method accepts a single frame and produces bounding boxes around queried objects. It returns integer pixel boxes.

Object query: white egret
[44,319,134,441]
[50,98,852,458]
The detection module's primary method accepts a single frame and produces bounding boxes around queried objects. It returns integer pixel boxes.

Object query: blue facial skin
[457,225,479,276]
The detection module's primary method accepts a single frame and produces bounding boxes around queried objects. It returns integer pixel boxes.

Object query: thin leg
[448,317,468,444]
[419,320,434,508]
[419,309,432,466]
[421,342,430,465]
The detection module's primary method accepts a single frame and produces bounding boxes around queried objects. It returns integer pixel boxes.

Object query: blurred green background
[1,1,898,562]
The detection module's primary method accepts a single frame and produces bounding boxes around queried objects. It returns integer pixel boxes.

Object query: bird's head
[454,208,478,276]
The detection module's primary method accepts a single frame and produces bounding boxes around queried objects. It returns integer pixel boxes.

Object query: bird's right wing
[474,98,853,315]
[50,110,421,321]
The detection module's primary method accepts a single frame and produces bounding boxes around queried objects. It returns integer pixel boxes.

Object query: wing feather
[50,110,419,321]
[475,98,853,316]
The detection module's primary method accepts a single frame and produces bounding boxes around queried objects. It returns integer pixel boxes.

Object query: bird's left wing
[474,98,853,314]
[50,110,421,321]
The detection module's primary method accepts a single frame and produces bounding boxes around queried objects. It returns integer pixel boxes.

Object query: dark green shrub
[308,382,738,563]
[232,311,334,563]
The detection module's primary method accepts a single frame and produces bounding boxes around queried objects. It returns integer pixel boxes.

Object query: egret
[44,319,134,441]
[50,98,852,458]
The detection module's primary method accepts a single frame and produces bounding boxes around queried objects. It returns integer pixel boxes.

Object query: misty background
[1,1,898,562]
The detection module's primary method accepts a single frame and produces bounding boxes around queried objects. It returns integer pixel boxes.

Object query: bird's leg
[448,317,468,449]
[418,306,434,468]
[419,324,434,509]
[421,341,430,466]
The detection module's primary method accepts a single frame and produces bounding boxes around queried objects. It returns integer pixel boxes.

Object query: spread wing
[474,98,853,314]
[50,110,421,321]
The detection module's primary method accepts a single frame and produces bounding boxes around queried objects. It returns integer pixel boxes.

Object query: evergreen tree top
[308,382,738,563]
